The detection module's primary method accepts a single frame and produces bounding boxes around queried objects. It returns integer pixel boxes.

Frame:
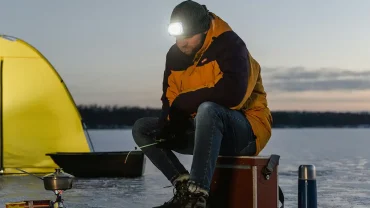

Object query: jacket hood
[193,13,232,64]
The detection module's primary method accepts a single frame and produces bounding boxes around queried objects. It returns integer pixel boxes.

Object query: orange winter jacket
[159,13,272,155]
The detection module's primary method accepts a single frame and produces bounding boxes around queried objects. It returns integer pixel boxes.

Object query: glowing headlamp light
[168,22,183,36]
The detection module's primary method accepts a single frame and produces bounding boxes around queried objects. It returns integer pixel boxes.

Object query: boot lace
[162,181,189,205]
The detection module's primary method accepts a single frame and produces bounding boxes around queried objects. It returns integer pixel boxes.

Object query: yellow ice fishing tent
[0,34,90,174]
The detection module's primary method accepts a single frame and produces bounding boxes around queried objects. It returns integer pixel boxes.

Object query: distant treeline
[77,104,370,129]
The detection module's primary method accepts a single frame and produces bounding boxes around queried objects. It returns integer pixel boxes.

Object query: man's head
[168,0,211,56]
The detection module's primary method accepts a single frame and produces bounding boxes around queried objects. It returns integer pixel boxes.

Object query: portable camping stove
[13,168,74,208]
[43,168,74,208]
[50,190,66,208]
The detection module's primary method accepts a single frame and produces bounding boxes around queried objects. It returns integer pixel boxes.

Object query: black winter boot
[153,179,190,208]
[153,180,208,208]
[183,191,208,208]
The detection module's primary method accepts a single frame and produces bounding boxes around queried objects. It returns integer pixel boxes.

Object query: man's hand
[147,120,190,150]
[147,121,174,140]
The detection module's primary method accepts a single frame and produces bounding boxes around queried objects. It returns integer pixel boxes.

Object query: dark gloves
[168,100,192,128]
[149,100,194,150]
[148,119,192,150]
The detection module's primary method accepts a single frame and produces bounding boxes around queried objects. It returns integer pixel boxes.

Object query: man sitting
[132,1,272,207]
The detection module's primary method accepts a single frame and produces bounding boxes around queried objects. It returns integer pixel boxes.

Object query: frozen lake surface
[0,128,369,207]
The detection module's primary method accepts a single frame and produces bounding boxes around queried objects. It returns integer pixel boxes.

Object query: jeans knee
[132,118,144,141]
[132,117,156,144]
[197,102,220,117]
[195,102,224,125]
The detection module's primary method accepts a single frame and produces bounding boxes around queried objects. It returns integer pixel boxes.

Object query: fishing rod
[123,136,173,163]
[123,142,159,164]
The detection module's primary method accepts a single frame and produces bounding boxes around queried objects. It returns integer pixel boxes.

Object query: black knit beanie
[170,0,211,37]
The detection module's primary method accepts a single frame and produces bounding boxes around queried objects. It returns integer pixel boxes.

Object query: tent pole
[83,121,95,152]
[0,59,3,173]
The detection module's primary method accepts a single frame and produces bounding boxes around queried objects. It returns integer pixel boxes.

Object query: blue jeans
[132,102,256,192]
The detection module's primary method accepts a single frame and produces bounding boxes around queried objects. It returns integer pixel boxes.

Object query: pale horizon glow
[1,0,370,112]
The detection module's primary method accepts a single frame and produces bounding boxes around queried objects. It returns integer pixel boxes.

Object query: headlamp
[168,22,183,36]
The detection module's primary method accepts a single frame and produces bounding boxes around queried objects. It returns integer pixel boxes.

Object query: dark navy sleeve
[170,33,250,115]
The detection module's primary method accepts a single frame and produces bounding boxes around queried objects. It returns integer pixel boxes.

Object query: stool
[208,155,283,208]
